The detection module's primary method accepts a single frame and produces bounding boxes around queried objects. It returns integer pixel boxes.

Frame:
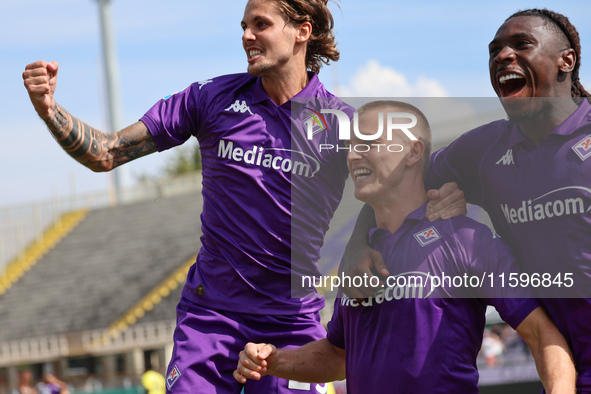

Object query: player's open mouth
[248,49,262,60]
[353,168,373,182]
[498,73,526,98]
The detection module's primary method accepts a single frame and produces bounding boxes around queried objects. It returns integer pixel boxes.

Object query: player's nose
[494,45,517,64]
[347,146,363,163]
[242,27,255,43]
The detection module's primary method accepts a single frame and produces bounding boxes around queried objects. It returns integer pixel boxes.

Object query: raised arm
[234,339,345,384]
[516,306,576,394]
[23,60,158,172]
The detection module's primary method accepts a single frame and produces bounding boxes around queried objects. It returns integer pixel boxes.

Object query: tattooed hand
[23,60,59,119]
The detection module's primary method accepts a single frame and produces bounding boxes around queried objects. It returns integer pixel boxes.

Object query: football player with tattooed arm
[22,1,461,392]
[23,1,355,392]
[344,8,591,393]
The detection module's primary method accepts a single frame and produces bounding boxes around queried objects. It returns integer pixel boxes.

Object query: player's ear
[406,140,424,168]
[558,48,576,74]
[295,21,312,43]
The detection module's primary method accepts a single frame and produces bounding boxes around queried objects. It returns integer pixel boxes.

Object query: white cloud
[339,60,448,97]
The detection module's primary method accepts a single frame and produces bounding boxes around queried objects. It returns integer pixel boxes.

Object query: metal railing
[82,320,176,355]
[0,319,175,366]
[0,335,69,367]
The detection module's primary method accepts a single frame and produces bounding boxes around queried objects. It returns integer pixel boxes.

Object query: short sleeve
[140,84,201,152]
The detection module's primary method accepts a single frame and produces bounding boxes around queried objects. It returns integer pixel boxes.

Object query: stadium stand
[0,210,89,296]
[0,111,544,392]
[0,190,201,342]
[0,186,202,393]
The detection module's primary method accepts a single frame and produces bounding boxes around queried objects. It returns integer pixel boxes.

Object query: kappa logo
[413,226,441,247]
[572,134,591,161]
[225,100,254,115]
[166,365,181,389]
[197,79,213,90]
[496,149,515,165]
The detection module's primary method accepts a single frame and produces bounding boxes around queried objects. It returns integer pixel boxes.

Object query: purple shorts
[165,296,330,393]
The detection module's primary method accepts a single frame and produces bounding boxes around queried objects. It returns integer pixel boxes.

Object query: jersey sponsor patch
[572,134,591,161]
[413,226,441,247]
[500,186,591,224]
[166,365,181,389]
[217,140,320,178]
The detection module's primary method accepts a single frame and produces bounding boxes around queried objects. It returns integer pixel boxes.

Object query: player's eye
[516,40,532,48]
[489,46,500,57]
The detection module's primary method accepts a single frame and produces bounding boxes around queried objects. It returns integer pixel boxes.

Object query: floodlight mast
[96,0,126,203]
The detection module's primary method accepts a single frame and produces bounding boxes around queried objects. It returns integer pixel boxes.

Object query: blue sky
[1,0,590,207]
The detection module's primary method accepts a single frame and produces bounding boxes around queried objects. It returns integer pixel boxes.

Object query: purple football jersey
[38,383,61,394]
[426,99,591,389]
[141,73,352,315]
[326,203,539,393]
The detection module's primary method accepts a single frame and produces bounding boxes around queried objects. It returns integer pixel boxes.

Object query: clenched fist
[23,60,59,119]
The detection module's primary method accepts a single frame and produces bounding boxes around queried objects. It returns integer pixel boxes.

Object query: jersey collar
[251,72,321,106]
[508,99,591,147]
[368,202,428,243]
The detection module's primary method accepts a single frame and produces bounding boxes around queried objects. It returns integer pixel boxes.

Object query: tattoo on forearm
[108,132,158,167]
[43,103,71,138]
[63,118,93,159]
[41,103,156,169]
[43,104,102,160]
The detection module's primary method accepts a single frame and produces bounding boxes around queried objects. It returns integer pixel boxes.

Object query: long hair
[275,0,340,73]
